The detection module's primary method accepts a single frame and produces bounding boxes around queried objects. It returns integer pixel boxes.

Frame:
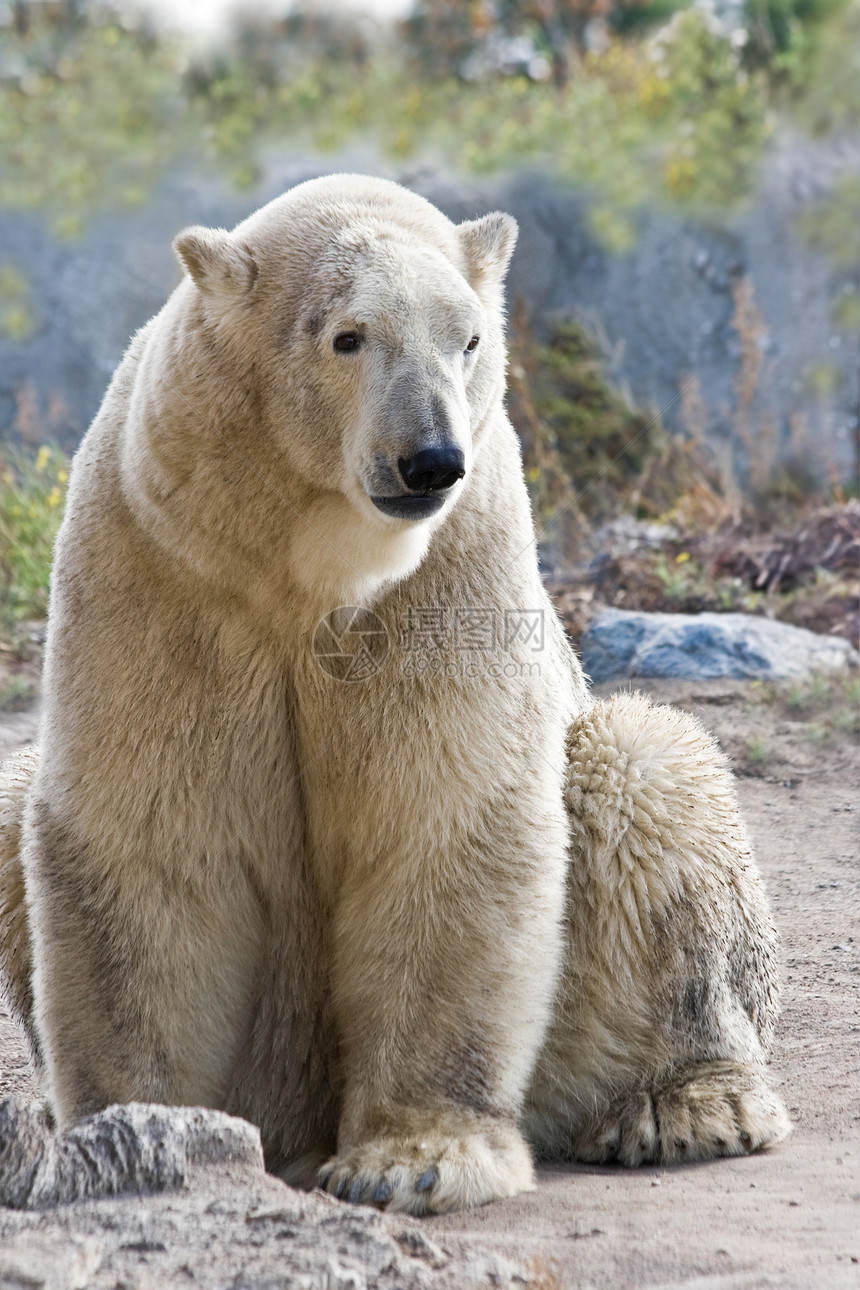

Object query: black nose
[398,446,466,493]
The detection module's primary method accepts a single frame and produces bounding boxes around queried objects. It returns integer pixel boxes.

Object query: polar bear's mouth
[370,494,448,521]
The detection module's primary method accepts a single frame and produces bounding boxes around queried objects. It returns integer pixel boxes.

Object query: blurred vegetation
[764,0,860,124]
[508,313,697,540]
[0,4,181,237]
[0,0,856,238]
[0,444,68,632]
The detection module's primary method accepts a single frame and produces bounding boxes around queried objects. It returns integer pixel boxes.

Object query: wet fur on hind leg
[527,692,791,1165]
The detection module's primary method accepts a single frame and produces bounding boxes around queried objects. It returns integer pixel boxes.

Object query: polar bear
[0,175,789,1214]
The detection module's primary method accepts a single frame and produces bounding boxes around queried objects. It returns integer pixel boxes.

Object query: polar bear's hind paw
[574,1062,791,1168]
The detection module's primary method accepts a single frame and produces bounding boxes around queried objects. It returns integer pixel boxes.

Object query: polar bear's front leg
[317,778,570,1215]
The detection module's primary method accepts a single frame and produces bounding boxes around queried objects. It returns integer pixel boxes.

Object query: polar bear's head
[172,175,517,605]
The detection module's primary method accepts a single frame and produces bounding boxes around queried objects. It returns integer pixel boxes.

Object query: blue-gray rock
[579,609,859,682]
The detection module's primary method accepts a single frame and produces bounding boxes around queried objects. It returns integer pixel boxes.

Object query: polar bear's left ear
[173,225,259,297]
[458,212,518,287]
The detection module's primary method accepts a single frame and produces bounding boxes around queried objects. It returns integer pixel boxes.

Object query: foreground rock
[580,608,859,682]
[0,1098,263,1208]
[0,1097,525,1288]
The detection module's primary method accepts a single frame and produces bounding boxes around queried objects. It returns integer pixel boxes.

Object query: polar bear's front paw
[318,1113,534,1214]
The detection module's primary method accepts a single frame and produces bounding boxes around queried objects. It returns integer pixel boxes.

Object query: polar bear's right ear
[173,225,258,297]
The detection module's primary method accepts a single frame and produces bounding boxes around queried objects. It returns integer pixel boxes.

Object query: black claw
[318,1170,333,1191]
[334,1176,351,1200]
[415,1165,439,1193]
[348,1178,366,1205]
[373,1179,393,1205]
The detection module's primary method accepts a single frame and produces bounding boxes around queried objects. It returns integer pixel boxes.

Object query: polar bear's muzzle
[370,444,465,521]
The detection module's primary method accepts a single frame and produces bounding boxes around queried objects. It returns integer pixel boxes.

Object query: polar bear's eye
[465,336,480,354]
[333,332,361,353]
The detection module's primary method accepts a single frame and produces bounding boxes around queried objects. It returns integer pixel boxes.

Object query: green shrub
[745,0,852,83]
[648,8,769,206]
[507,318,697,554]
[515,322,658,496]
[0,445,68,631]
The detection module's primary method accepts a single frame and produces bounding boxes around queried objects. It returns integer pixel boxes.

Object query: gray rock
[0,1157,527,1289]
[579,608,859,682]
[0,1093,528,1285]
[0,1096,264,1209]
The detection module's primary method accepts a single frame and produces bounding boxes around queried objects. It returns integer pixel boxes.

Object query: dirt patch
[1,677,857,1287]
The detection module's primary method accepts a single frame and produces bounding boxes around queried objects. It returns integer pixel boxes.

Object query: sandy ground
[0,677,857,1288]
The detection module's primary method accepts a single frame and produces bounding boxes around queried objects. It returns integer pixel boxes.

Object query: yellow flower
[11,504,21,517]
[526,466,541,483]
[676,551,690,564]
[57,468,68,484]
[48,487,62,508]
[28,506,37,518]
[36,446,51,473]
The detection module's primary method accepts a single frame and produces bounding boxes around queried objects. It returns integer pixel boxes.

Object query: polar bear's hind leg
[527,693,791,1166]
